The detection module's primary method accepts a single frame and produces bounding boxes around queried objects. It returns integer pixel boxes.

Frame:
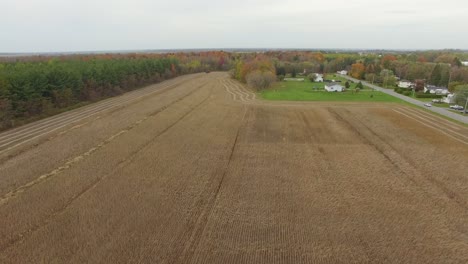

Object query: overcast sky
[1,0,467,52]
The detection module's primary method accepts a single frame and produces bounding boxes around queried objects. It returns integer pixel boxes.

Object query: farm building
[325,83,344,92]
[314,74,323,82]
[398,80,413,89]
[337,70,348,75]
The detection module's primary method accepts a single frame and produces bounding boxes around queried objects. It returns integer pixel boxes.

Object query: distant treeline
[230,50,468,92]
[2,50,468,130]
[0,52,231,130]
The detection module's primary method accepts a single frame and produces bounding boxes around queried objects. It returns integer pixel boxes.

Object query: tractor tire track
[331,108,468,211]
[0,81,210,207]
[0,83,214,253]
[174,105,249,264]
[0,74,204,156]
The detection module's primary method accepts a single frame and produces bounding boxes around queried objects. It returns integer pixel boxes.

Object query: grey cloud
[0,0,467,52]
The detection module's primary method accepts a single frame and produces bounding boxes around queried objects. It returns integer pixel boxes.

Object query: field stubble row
[0,73,467,263]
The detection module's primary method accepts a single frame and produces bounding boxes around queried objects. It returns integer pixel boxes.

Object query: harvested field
[0,72,468,263]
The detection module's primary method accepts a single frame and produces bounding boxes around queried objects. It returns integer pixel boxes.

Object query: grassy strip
[259,80,468,127]
[261,81,402,103]
[401,102,468,127]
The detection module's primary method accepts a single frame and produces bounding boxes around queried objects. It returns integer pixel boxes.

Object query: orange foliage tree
[350,63,366,79]
[232,55,276,89]
[381,55,397,68]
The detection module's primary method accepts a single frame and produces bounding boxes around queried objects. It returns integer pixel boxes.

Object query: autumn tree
[451,67,468,83]
[414,79,425,92]
[350,63,365,79]
[232,55,276,89]
[381,55,397,69]
[246,71,276,91]
[417,56,428,63]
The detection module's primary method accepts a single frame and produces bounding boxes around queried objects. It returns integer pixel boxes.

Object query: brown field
[0,72,468,263]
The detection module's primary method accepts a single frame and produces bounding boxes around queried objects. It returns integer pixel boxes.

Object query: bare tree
[246,71,276,91]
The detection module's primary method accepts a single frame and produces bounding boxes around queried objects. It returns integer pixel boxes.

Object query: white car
[424,103,432,107]
[450,105,464,110]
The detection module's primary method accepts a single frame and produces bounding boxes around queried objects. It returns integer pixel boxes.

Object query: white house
[337,70,348,75]
[325,83,344,92]
[314,73,323,82]
[424,85,449,95]
[442,93,456,104]
[398,80,413,89]
[462,61,468,66]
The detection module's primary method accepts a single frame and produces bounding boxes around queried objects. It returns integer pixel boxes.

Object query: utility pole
[465,96,468,115]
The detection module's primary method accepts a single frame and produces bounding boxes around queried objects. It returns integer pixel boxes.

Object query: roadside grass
[397,92,454,109]
[403,102,468,127]
[334,76,468,127]
[261,80,402,103]
[259,80,468,127]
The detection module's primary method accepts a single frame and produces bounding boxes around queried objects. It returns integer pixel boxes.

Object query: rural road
[0,72,467,263]
[339,74,468,124]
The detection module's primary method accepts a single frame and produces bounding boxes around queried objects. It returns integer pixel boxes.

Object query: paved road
[339,74,468,124]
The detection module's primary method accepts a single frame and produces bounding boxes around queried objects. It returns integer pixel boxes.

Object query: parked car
[424,103,432,107]
[450,105,464,110]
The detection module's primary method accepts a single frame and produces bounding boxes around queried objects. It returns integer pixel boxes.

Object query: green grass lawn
[261,81,402,102]
[324,74,348,83]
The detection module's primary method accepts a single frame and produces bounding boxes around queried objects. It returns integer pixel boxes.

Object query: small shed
[314,73,324,82]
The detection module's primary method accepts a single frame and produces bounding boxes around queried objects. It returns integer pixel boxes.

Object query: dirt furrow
[1,72,468,263]
[0,83,214,253]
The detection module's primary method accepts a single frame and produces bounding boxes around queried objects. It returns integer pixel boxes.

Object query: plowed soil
[1,72,467,263]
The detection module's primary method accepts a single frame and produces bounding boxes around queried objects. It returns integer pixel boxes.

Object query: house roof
[326,82,343,87]
[426,85,448,90]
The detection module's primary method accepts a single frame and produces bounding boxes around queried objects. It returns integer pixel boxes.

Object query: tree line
[2,50,467,130]
[349,53,468,90]
[0,52,232,130]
